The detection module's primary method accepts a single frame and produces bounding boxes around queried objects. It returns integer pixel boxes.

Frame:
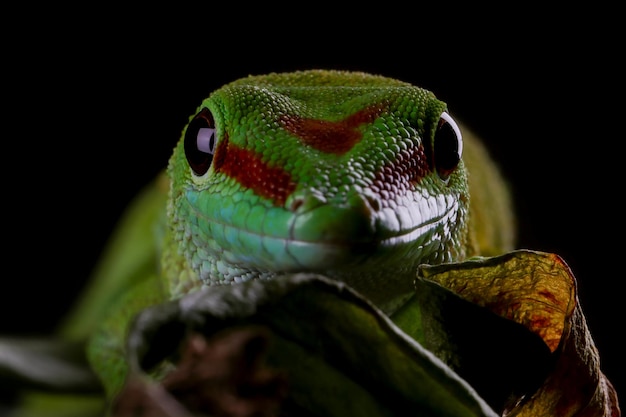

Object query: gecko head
[167,70,471,306]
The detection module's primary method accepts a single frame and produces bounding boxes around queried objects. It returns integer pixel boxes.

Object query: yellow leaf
[418,249,620,417]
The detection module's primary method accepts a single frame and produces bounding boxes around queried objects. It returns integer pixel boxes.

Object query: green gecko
[59,69,515,404]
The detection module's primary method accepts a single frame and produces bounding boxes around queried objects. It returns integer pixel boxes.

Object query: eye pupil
[434,112,463,181]
[184,108,216,176]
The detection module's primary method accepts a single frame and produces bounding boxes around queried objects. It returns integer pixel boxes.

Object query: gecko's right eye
[184,108,216,176]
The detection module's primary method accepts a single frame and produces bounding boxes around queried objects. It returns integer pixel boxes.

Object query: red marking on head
[280,105,387,155]
[370,144,430,202]
[213,136,296,206]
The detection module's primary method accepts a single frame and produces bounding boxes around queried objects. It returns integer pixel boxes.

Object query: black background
[3,6,623,405]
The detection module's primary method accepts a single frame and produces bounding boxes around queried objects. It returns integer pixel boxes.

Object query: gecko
[58,69,515,405]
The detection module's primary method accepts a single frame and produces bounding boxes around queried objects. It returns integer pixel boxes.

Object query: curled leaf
[416,249,620,417]
[121,273,499,417]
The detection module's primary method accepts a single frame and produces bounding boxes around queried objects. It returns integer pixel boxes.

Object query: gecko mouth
[280,193,459,270]
[188,190,461,272]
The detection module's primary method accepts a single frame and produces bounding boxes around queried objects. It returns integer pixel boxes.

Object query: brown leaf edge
[420,249,620,417]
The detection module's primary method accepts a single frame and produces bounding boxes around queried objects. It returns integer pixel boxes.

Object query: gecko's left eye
[184,108,217,176]
[433,112,463,181]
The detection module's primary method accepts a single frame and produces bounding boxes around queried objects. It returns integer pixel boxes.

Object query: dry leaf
[418,249,620,417]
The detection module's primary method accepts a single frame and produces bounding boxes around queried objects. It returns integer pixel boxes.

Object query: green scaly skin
[60,69,515,404]
[166,70,470,308]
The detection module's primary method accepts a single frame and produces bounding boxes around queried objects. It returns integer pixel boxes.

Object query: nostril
[290,198,304,212]
[364,194,381,212]
[361,188,381,213]
[286,192,327,213]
